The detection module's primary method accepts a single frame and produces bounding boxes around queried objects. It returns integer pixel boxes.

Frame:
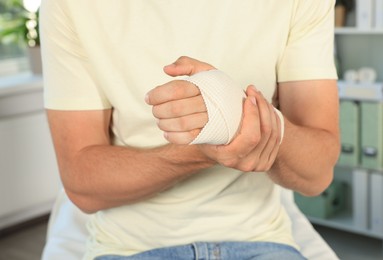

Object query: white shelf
[298,166,383,243]
[309,211,383,240]
[336,164,383,173]
[0,73,43,96]
[335,27,383,35]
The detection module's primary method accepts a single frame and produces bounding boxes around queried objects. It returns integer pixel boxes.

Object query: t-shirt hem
[44,98,112,110]
[278,68,338,83]
[84,238,299,260]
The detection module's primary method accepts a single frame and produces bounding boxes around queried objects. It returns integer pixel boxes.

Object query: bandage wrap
[184,70,245,145]
[184,70,284,145]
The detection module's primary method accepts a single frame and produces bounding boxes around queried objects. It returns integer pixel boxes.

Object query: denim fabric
[95,241,306,260]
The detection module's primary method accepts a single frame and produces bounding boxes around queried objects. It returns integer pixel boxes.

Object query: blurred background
[0,0,383,259]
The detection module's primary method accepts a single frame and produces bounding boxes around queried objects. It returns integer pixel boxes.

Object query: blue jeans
[95,241,306,260]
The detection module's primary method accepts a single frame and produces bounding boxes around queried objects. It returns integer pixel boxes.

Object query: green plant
[0,0,39,47]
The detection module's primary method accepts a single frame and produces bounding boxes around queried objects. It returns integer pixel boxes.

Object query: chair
[42,188,339,260]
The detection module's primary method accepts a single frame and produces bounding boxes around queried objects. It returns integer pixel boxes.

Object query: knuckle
[261,124,272,136]
[172,83,187,99]
[177,56,189,63]
[169,102,183,116]
[152,106,161,118]
[221,158,239,169]
[189,129,200,140]
[239,162,255,172]
[166,132,189,145]
[188,83,201,96]
[248,135,261,146]
[253,165,264,172]
[177,117,189,130]
[156,120,165,131]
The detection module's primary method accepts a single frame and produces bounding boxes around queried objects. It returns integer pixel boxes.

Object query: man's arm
[268,79,340,196]
[198,79,340,196]
[46,109,214,214]
[148,57,340,196]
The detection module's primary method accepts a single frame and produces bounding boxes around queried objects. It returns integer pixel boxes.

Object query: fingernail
[251,85,260,92]
[250,96,257,106]
[144,93,150,104]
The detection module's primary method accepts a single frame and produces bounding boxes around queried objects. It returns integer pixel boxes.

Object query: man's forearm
[63,144,214,213]
[268,118,340,196]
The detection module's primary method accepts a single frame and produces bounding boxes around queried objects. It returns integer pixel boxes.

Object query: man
[40,0,340,259]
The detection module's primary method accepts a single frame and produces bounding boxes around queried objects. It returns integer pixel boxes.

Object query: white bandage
[184,70,284,145]
[185,70,245,145]
[274,108,285,144]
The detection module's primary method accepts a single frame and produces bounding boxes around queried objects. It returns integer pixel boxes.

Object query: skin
[47,56,340,214]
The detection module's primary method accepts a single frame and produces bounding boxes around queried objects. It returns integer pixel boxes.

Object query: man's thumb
[163,56,215,77]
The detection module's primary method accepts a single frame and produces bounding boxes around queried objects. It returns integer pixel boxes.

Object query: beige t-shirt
[40,0,337,258]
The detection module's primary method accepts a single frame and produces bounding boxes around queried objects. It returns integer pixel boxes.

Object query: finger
[253,90,273,150]
[267,136,280,168]
[233,102,281,172]
[265,108,282,165]
[246,84,263,97]
[253,103,280,170]
[145,80,200,105]
[244,87,281,169]
[223,86,275,156]
[157,112,208,132]
[207,96,261,171]
[152,95,206,119]
[224,95,261,158]
[163,56,216,77]
[164,129,201,145]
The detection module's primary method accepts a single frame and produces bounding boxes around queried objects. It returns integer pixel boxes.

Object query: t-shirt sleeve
[40,0,111,110]
[277,0,338,82]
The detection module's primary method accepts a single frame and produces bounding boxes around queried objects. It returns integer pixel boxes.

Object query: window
[0,0,41,77]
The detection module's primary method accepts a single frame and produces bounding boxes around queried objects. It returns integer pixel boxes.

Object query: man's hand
[199,85,282,172]
[146,56,282,172]
[145,56,215,144]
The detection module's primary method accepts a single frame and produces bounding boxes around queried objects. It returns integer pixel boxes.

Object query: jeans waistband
[96,241,306,260]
